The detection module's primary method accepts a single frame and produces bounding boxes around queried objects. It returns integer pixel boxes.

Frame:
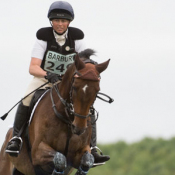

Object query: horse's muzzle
[72,125,87,135]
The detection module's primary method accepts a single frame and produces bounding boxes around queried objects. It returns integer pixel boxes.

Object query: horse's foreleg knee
[75,151,94,175]
[52,152,67,175]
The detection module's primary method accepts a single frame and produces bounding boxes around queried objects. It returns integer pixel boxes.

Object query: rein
[53,85,94,119]
[50,67,113,127]
[50,87,71,125]
[96,92,114,103]
[50,80,98,156]
[50,83,98,127]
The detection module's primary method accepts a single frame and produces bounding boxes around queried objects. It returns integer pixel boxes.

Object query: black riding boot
[90,115,110,165]
[6,102,29,157]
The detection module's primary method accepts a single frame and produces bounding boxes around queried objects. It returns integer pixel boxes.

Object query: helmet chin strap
[49,20,69,35]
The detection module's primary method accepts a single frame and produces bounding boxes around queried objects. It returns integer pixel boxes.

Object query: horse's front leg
[75,151,94,175]
[32,142,67,175]
[32,143,67,175]
[52,152,67,175]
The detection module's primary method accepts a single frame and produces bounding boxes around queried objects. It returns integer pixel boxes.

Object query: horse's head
[71,52,110,135]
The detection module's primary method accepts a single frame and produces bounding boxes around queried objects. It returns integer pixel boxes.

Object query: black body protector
[37,27,84,75]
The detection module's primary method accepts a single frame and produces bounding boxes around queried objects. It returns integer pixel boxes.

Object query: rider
[6,1,110,164]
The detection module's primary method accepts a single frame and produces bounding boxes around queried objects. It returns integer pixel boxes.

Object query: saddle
[29,88,49,116]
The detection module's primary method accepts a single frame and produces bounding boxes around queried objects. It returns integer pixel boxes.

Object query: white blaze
[82,84,88,93]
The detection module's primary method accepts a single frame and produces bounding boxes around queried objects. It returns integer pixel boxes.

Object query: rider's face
[51,19,70,34]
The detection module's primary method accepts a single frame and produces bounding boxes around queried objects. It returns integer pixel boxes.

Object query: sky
[0,0,175,147]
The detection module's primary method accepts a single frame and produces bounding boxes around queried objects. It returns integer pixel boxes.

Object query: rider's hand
[45,72,61,83]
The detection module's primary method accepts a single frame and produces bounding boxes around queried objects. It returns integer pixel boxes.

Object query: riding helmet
[48,1,74,21]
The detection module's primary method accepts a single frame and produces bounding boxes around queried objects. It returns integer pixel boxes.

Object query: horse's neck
[59,66,75,99]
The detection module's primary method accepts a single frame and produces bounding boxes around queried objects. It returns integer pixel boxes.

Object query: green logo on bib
[44,51,76,75]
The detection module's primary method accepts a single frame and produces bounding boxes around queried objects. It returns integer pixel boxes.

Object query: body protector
[36,27,84,75]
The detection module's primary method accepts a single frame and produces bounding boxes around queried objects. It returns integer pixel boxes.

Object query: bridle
[50,70,99,126]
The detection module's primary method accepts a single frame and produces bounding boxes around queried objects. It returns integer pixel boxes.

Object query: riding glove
[45,72,61,83]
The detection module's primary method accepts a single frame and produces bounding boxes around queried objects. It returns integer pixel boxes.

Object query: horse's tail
[78,49,96,59]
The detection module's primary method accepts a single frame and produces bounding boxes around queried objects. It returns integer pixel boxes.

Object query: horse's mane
[78,49,96,61]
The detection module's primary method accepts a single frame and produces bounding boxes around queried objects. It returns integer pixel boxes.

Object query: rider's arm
[29,58,47,77]
[29,39,47,77]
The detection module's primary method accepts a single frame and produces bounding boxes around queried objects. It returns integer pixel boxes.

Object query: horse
[0,49,110,175]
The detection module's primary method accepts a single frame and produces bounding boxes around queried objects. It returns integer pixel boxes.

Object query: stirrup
[91,146,105,167]
[5,136,23,156]
[91,146,103,155]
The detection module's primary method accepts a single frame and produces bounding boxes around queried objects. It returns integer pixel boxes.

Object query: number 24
[46,61,71,72]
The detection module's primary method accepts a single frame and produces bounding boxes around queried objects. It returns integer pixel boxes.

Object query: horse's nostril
[72,126,86,136]
[72,124,75,129]
[74,130,82,136]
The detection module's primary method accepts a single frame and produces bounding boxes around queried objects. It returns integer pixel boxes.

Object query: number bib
[44,51,76,75]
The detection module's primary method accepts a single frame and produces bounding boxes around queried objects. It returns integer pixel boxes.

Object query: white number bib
[44,51,76,75]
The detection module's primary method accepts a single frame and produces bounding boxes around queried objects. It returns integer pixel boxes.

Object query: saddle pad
[28,89,49,125]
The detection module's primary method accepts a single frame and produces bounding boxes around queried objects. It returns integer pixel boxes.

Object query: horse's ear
[74,53,85,70]
[95,59,110,73]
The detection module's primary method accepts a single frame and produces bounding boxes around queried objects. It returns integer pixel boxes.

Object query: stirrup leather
[91,146,105,167]
[5,136,23,155]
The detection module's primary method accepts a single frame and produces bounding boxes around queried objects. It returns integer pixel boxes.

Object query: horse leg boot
[90,114,110,164]
[52,152,67,175]
[75,152,94,175]
[5,102,29,157]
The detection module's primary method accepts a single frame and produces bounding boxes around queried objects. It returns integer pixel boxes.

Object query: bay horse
[0,49,110,175]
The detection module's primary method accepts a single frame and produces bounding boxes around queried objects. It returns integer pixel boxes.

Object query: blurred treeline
[87,137,175,175]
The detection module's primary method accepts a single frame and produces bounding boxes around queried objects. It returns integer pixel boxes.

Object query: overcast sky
[0,0,175,146]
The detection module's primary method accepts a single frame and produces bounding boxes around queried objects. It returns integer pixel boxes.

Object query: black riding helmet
[48,1,74,21]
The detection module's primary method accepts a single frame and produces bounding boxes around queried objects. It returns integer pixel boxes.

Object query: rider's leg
[5,102,29,156]
[90,114,110,164]
[5,77,52,157]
